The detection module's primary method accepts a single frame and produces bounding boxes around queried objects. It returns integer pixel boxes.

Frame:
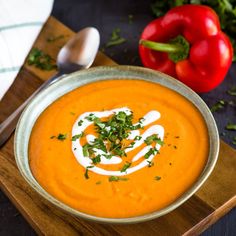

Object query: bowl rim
[14,65,219,224]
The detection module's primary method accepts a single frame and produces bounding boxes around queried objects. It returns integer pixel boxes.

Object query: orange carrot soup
[29,79,209,218]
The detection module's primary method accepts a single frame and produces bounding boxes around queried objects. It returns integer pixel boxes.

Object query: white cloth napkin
[0,0,54,100]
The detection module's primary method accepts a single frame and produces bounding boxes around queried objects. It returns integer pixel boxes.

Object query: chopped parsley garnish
[225,123,236,131]
[78,120,83,126]
[120,162,131,172]
[144,147,159,159]
[134,135,142,141]
[147,160,154,167]
[233,137,236,145]
[108,176,129,182]
[50,135,56,139]
[84,166,94,179]
[144,134,164,146]
[27,47,57,71]
[210,100,226,112]
[92,155,101,164]
[57,133,67,141]
[71,132,84,141]
[82,111,143,159]
[154,176,161,181]
[96,181,102,185]
[227,86,236,96]
[85,113,96,121]
[105,28,126,48]
[103,154,113,159]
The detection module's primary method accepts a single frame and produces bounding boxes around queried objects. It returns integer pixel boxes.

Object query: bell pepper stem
[139,35,190,63]
[139,39,184,53]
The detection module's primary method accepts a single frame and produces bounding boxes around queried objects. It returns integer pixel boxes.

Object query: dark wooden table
[0,0,235,235]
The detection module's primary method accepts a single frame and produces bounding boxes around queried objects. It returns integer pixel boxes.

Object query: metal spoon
[0,27,100,147]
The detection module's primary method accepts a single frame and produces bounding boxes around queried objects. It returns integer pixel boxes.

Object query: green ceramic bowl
[14,66,219,223]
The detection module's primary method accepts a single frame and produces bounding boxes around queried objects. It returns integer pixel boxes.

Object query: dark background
[0,0,235,235]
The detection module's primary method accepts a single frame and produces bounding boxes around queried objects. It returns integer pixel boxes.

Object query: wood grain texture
[0,16,235,236]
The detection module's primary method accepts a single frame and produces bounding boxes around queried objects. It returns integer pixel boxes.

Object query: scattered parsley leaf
[108,176,129,182]
[147,160,154,167]
[78,120,83,126]
[27,48,57,71]
[96,181,102,185]
[134,135,142,141]
[106,28,126,48]
[225,123,236,131]
[232,137,236,145]
[103,154,113,159]
[84,166,94,179]
[144,147,159,159]
[210,100,226,112]
[82,144,89,157]
[92,155,101,164]
[71,133,84,141]
[154,176,161,181]
[227,86,236,96]
[57,133,67,141]
[144,134,164,146]
[120,162,131,172]
[50,135,56,139]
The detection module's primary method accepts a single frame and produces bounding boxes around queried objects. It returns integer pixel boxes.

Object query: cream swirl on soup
[72,107,164,176]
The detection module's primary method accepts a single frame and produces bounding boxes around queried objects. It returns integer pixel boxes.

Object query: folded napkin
[0,0,54,100]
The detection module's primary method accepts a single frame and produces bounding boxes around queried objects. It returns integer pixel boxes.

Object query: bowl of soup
[14,66,219,223]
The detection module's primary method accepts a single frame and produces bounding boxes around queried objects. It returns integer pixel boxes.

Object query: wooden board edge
[183,196,236,236]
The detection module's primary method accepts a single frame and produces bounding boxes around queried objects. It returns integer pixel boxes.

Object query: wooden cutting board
[0,16,235,236]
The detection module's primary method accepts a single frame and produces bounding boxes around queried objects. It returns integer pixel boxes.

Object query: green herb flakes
[144,147,159,159]
[232,137,236,145]
[84,166,94,179]
[210,100,226,112]
[92,155,101,164]
[106,28,126,48]
[78,120,83,126]
[134,135,142,141]
[27,48,57,71]
[57,133,67,141]
[144,134,164,146]
[71,133,83,141]
[108,176,129,182]
[96,181,102,185]
[147,160,154,167]
[154,176,161,181]
[225,123,236,131]
[120,162,131,172]
[227,86,236,96]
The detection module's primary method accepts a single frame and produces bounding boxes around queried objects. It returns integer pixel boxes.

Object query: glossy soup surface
[29,79,209,218]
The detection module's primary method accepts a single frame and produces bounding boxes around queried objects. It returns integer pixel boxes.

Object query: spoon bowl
[57,27,100,73]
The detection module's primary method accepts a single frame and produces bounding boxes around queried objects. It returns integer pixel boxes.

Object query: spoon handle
[0,73,62,147]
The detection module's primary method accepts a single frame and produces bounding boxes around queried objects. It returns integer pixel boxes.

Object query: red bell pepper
[139,5,233,93]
